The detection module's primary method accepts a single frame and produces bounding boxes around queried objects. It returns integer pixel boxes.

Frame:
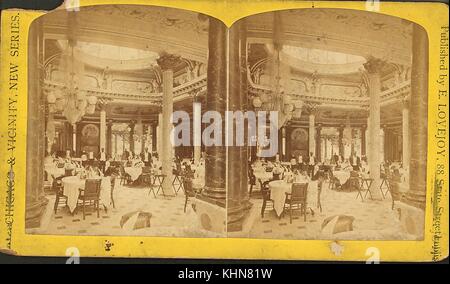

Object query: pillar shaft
[338,126,344,157]
[361,125,366,156]
[309,114,315,156]
[406,25,428,208]
[26,19,48,228]
[100,109,106,151]
[364,57,385,199]
[106,121,112,156]
[201,18,227,206]
[316,125,322,162]
[157,53,180,194]
[227,21,251,231]
[129,122,135,155]
[402,99,410,168]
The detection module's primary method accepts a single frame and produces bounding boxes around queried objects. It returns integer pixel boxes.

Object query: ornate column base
[227,201,253,232]
[192,197,226,234]
[394,201,425,240]
[403,190,427,210]
[25,197,48,229]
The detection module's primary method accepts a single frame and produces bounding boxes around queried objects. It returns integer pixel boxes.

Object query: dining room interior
[25,6,428,240]
[230,9,429,240]
[25,5,227,237]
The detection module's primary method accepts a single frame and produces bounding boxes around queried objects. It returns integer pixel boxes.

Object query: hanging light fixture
[251,11,302,129]
[46,12,97,125]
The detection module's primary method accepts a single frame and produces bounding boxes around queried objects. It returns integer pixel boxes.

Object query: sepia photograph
[24,5,429,242]
[238,9,428,240]
[26,4,227,238]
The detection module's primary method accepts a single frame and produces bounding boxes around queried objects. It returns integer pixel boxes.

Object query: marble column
[157,53,179,194]
[402,97,410,168]
[157,113,162,154]
[227,21,251,232]
[193,102,202,164]
[100,109,106,152]
[129,121,135,155]
[26,19,48,228]
[309,113,316,157]
[316,124,322,162]
[106,120,112,156]
[361,125,367,157]
[405,25,428,209]
[151,123,157,153]
[200,17,227,207]
[114,133,118,156]
[363,57,385,199]
[338,125,344,157]
[380,126,385,163]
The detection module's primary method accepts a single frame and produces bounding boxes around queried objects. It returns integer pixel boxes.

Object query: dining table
[61,176,111,213]
[333,170,351,185]
[268,180,318,217]
[45,165,65,183]
[253,168,275,183]
[124,166,143,182]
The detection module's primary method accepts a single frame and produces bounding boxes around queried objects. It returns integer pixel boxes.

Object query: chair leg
[184,196,188,213]
[82,200,86,220]
[249,184,253,197]
[303,204,307,221]
[289,203,292,224]
[54,195,59,214]
[97,202,100,218]
[111,192,115,209]
[261,200,266,218]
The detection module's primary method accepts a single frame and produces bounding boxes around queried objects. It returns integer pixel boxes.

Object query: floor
[248,181,414,240]
[28,183,224,238]
[29,180,414,240]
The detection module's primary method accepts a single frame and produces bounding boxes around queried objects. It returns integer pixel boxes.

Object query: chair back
[181,176,195,196]
[65,169,74,176]
[83,179,102,199]
[290,183,308,202]
[142,166,151,174]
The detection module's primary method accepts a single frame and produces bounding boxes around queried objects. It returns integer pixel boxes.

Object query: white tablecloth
[269,180,318,217]
[45,166,65,182]
[269,180,292,217]
[333,170,351,185]
[124,167,143,181]
[254,169,273,183]
[62,176,111,213]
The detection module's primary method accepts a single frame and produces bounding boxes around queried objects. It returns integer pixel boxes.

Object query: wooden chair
[77,179,102,220]
[119,165,132,185]
[248,168,256,196]
[283,183,308,223]
[181,176,198,212]
[52,175,67,214]
[259,179,274,218]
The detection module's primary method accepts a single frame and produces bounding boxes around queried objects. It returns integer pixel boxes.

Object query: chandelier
[251,12,303,129]
[45,15,97,125]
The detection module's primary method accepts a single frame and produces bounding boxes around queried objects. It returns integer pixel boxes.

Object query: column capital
[157,52,181,71]
[304,102,320,115]
[363,57,386,74]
